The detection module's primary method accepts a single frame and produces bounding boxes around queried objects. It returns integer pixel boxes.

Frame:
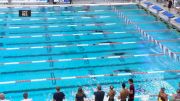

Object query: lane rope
[0,69,179,85]
[1,38,180,51]
[0,53,164,65]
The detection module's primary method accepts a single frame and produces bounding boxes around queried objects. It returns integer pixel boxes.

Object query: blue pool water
[0,4,180,101]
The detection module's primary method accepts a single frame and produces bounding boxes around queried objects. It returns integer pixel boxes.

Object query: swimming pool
[0,4,180,101]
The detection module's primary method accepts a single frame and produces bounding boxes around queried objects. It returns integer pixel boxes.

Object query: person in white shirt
[21,92,32,101]
[0,93,10,101]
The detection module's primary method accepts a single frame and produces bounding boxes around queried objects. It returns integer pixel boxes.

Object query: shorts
[128,98,134,101]
[108,98,114,101]
[168,5,172,8]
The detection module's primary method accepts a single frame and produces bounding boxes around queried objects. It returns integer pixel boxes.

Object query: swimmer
[113,69,134,73]
[107,86,116,101]
[118,83,128,101]
[100,41,115,43]
[158,88,168,101]
[135,86,146,94]
[113,52,126,56]
[75,87,86,101]
[94,30,104,33]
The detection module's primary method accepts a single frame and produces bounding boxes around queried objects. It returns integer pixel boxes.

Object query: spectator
[0,93,9,101]
[172,89,180,101]
[21,92,32,101]
[118,83,128,101]
[128,79,135,101]
[168,0,173,11]
[75,87,86,101]
[158,88,168,101]
[94,85,105,101]
[53,86,65,101]
[107,86,116,101]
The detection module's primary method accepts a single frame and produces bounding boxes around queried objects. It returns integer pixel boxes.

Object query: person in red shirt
[128,79,135,101]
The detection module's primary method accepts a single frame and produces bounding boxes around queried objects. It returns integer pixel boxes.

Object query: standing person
[21,92,32,101]
[107,86,116,101]
[75,87,86,101]
[94,85,105,101]
[128,79,135,101]
[69,0,72,4]
[0,93,10,101]
[118,83,129,101]
[158,88,168,101]
[168,0,173,11]
[172,89,180,101]
[53,86,65,101]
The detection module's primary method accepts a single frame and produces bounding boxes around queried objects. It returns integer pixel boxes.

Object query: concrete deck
[140,0,180,31]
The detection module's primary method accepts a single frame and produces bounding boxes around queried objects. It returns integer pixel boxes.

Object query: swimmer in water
[100,41,115,43]
[113,52,126,56]
[107,86,116,101]
[113,69,134,73]
[94,30,104,33]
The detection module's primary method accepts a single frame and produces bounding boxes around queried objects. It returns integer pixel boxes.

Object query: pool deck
[140,0,180,31]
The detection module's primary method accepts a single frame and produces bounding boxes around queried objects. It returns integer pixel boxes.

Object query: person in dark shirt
[168,0,173,11]
[53,86,65,101]
[128,79,135,101]
[94,85,105,101]
[75,87,86,101]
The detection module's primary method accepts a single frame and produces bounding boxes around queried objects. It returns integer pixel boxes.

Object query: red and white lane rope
[0,31,127,39]
[0,69,179,85]
[1,38,180,51]
[0,25,169,39]
[0,53,164,66]
[6,22,117,29]
[0,41,144,50]
[0,15,111,22]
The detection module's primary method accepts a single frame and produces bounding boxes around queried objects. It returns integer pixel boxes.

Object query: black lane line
[5,36,138,46]
[3,47,146,58]
[0,62,149,74]
[2,76,179,94]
